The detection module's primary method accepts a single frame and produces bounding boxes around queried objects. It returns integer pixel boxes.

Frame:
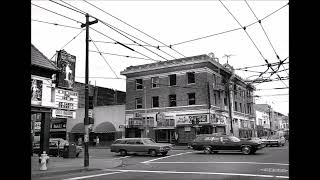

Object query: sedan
[261,136,286,147]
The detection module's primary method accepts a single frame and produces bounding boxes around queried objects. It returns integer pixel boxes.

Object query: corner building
[120,54,255,144]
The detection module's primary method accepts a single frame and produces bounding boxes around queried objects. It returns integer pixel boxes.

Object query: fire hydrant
[39,151,49,171]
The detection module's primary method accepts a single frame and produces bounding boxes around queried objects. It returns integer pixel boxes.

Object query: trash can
[63,143,77,158]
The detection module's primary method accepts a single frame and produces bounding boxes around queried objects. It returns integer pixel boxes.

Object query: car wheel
[242,146,251,155]
[76,153,79,157]
[161,152,168,156]
[120,149,127,156]
[204,147,212,154]
[150,149,157,157]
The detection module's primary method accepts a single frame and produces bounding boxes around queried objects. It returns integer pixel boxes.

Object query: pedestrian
[78,137,82,146]
[96,136,99,146]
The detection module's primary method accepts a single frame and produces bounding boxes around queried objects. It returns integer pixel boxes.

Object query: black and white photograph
[31,0,289,179]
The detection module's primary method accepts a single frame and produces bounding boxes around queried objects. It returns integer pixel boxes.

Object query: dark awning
[94,122,116,133]
[70,123,85,133]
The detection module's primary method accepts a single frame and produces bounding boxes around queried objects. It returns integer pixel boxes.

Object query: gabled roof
[31,44,59,71]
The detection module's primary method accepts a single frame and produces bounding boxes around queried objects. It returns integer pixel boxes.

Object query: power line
[59,0,87,15]
[81,0,186,58]
[32,19,82,30]
[235,61,288,70]
[31,2,83,24]
[89,36,119,79]
[48,0,86,15]
[49,29,85,60]
[76,76,126,80]
[256,87,288,91]
[89,27,159,62]
[254,94,288,97]
[89,49,162,62]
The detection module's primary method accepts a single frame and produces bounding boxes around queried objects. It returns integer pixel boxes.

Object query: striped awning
[94,122,116,133]
[70,123,85,133]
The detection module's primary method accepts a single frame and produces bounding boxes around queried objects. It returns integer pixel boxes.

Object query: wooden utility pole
[81,13,98,167]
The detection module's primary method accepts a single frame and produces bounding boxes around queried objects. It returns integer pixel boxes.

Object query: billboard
[56,50,76,89]
[54,88,78,110]
[31,79,43,105]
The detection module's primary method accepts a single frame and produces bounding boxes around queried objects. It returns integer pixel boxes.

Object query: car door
[220,136,239,151]
[125,139,136,152]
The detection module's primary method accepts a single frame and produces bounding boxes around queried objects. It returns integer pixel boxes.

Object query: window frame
[151,77,159,88]
[152,96,159,108]
[188,93,196,105]
[135,98,143,109]
[169,74,177,86]
[136,79,143,90]
[187,72,195,84]
[169,94,177,107]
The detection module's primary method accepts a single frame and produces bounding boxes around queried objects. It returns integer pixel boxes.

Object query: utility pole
[226,70,235,136]
[81,13,98,168]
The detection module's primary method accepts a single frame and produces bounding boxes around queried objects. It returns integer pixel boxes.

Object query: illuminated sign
[176,114,208,125]
[56,50,76,89]
[54,88,78,110]
[52,109,76,119]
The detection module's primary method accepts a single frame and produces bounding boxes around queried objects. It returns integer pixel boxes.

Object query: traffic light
[89,96,94,109]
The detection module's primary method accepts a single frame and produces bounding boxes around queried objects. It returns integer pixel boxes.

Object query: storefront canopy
[70,123,85,133]
[94,122,116,133]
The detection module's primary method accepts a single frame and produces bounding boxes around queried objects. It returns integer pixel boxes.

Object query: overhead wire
[89,36,119,79]
[89,49,161,62]
[32,19,82,29]
[81,0,186,58]
[48,0,86,15]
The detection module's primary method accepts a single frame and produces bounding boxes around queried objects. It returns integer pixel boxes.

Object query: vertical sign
[56,50,76,89]
[31,79,43,105]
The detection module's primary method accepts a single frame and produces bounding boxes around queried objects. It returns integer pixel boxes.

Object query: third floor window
[187,72,195,84]
[136,79,143,90]
[169,74,176,86]
[151,77,159,88]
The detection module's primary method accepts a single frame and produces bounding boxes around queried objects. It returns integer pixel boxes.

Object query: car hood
[147,143,173,148]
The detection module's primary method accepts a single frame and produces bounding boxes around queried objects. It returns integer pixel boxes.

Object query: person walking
[96,136,100,147]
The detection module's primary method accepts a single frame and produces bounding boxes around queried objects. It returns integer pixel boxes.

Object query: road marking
[146,161,289,166]
[62,172,123,180]
[113,156,131,160]
[260,168,288,173]
[103,169,289,179]
[141,151,194,164]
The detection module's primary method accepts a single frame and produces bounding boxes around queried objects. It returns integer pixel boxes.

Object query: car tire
[150,149,157,157]
[120,149,127,156]
[204,146,212,154]
[242,146,251,155]
[161,152,168,156]
[76,153,79,157]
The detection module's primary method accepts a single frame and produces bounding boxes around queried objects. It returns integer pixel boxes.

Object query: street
[33,144,289,180]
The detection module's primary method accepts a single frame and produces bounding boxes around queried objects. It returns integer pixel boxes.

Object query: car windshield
[143,139,156,144]
[229,136,241,142]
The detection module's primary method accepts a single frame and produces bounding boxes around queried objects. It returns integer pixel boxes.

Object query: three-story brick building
[120,54,255,144]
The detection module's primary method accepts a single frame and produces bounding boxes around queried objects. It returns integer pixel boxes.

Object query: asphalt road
[34,144,289,180]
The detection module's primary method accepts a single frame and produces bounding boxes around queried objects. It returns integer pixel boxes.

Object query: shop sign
[51,122,66,129]
[52,109,76,119]
[56,50,76,89]
[34,122,41,131]
[176,114,208,125]
[31,79,43,105]
[54,88,78,110]
[184,127,191,131]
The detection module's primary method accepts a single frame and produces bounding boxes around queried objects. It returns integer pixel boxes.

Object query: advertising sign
[31,79,43,105]
[52,109,76,119]
[56,50,76,89]
[176,114,208,125]
[54,88,78,110]
[34,122,41,131]
[51,121,66,129]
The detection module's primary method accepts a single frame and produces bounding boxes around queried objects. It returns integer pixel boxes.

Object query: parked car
[110,138,173,157]
[188,134,265,155]
[248,137,265,146]
[261,135,285,147]
[33,138,83,157]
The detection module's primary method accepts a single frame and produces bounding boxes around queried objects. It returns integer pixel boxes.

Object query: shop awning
[70,123,85,133]
[94,122,116,133]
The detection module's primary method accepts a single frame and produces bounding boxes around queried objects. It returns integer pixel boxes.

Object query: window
[169,94,176,107]
[234,84,237,96]
[135,98,142,109]
[234,102,238,111]
[213,74,216,87]
[151,77,159,88]
[169,74,176,86]
[214,94,217,105]
[188,93,196,105]
[187,72,195,84]
[240,103,242,112]
[229,136,241,142]
[136,79,143,90]
[224,97,228,106]
[152,96,159,108]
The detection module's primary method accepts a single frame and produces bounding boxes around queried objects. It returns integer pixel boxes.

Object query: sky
[31,0,289,116]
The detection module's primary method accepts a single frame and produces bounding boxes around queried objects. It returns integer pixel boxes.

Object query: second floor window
[151,77,159,88]
[187,72,195,84]
[169,74,176,86]
[234,101,238,111]
[224,97,228,106]
[188,93,196,105]
[135,98,142,109]
[240,103,242,112]
[169,94,176,107]
[152,96,159,108]
[136,79,143,90]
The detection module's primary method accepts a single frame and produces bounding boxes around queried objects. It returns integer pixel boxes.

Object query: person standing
[96,136,100,146]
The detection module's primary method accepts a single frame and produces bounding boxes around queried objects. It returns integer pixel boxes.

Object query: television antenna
[222,54,235,64]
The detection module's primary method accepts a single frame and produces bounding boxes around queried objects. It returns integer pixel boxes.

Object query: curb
[32,168,101,178]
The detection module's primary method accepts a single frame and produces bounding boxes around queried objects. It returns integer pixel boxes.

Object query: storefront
[50,118,67,139]
[154,113,176,143]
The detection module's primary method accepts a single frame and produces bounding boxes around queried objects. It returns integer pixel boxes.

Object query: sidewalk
[31,155,122,178]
